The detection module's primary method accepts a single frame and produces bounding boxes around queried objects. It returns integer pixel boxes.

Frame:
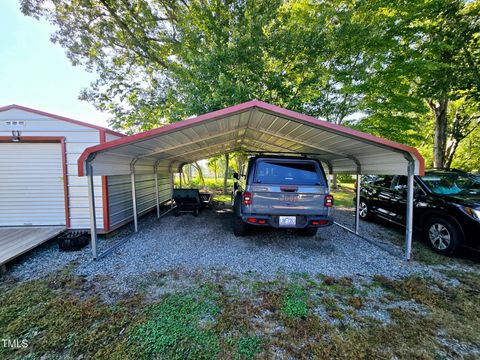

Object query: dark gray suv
[232,156,334,236]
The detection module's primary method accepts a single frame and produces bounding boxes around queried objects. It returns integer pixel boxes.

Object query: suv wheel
[233,216,248,236]
[297,227,317,237]
[359,199,373,221]
[425,217,463,256]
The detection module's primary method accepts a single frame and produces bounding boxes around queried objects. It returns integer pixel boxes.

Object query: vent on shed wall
[4,121,26,127]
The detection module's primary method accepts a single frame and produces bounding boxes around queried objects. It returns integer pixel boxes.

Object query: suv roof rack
[244,151,325,157]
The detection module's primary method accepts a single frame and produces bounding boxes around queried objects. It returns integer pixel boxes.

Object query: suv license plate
[279,216,296,227]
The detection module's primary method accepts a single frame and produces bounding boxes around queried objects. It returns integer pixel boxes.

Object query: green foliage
[330,183,355,208]
[281,284,309,318]
[130,293,220,359]
[21,0,480,169]
[336,174,355,183]
[451,126,480,172]
[237,336,263,359]
[2,268,480,359]
[175,177,234,191]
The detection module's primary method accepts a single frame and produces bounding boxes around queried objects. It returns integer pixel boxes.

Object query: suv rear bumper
[241,215,333,228]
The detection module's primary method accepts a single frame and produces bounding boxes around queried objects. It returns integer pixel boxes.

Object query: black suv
[356,170,480,255]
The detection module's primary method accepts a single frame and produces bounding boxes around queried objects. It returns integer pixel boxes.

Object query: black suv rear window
[254,160,323,185]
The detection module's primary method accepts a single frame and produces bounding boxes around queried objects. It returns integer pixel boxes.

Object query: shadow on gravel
[212,202,337,255]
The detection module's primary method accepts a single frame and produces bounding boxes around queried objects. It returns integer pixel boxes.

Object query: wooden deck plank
[0,227,65,265]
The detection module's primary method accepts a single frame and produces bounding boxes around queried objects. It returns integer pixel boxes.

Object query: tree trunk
[430,99,449,169]
[332,174,338,189]
[445,140,459,170]
[193,162,205,187]
[223,153,229,194]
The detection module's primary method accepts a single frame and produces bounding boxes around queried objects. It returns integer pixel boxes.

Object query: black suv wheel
[425,216,464,256]
[233,194,248,236]
[359,199,374,221]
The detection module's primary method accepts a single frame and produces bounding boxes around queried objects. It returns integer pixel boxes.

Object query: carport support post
[86,161,98,260]
[154,164,160,218]
[355,172,361,235]
[131,164,138,232]
[405,160,415,260]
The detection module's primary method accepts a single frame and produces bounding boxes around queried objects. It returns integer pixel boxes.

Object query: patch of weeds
[236,336,262,359]
[281,285,309,319]
[372,275,442,306]
[347,296,364,310]
[261,290,283,312]
[321,296,345,320]
[216,297,258,334]
[0,276,132,360]
[129,292,220,359]
[317,276,365,298]
[372,272,480,356]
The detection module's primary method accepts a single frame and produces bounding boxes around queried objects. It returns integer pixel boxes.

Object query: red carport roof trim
[77,100,425,176]
[0,104,125,138]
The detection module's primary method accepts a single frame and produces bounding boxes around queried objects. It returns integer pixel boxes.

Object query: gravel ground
[5,203,436,287]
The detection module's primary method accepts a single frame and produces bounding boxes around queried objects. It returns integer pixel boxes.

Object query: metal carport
[78,100,424,260]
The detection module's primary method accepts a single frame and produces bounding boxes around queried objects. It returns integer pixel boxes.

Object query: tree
[223,153,229,194]
[444,98,480,169]
[352,0,480,168]
[21,0,364,128]
[191,161,205,187]
[451,127,480,172]
[207,156,220,181]
[22,0,480,171]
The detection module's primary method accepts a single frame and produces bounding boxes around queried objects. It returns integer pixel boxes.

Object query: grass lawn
[330,182,355,208]
[1,264,479,359]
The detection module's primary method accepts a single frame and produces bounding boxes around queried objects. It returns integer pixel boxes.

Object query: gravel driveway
[6,203,433,285]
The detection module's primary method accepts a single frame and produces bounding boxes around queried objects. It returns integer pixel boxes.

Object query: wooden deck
[0,227,65,265]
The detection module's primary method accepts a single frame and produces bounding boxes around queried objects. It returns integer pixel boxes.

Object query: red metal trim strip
[0,136,70,228]
[0,104,124,137]
[77,100,425,176]
[0,136,64,143]
[60,138,71,229]
[99,129,110,232]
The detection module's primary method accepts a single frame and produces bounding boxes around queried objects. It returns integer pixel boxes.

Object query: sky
[0,0,110,127]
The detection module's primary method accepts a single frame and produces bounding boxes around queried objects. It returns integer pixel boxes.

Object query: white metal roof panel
[78,100,425,177]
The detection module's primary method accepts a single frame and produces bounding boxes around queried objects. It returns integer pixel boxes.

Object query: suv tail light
[324,194,334,207]
[243,192,252,205]
[312,220,328,226]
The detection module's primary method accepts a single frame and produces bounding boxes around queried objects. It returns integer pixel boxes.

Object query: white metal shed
[0,104,124,233]
[78,100,425,260]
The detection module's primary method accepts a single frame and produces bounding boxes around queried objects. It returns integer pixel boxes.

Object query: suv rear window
[254,160,323,185]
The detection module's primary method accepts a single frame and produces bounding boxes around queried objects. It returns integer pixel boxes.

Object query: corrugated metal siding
[0,143,65,226]
[0,109,104,229]
[107,170,172,229]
